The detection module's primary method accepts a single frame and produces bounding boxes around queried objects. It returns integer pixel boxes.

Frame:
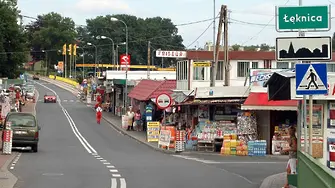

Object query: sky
[17,0,335,50]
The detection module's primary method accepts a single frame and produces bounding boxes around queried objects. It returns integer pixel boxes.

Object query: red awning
[242,92,298,111]
[128,80,176,101]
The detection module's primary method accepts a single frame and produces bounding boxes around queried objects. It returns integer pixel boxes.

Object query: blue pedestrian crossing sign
[296,63,328,95]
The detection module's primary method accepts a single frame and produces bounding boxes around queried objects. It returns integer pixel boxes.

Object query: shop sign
[147,122,160,142]
[193,62,211,67]
[249,69,288,87]
[158,130,171,147]
[156,50,187,58]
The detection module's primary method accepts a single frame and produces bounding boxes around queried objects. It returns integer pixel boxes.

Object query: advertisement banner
[147,121,160,142]
[158,130,171,147]
[249,69,290,87]
[57,61,64,73]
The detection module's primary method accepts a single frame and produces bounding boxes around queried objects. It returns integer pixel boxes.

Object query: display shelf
[197,141,215,152]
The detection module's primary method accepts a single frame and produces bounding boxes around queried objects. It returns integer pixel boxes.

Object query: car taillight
[34,132,39,139]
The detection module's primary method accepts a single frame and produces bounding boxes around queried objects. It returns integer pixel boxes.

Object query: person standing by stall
[134,110,141,131]
[283,126,297,188]
[126,108,135,131]
[96,104,103,124]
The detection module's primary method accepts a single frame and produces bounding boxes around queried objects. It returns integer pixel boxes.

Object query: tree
[78,14,185,68]
[25,12,77,72]
[0,0,27,78]
[231,44,241,51]
[260,43,270,51]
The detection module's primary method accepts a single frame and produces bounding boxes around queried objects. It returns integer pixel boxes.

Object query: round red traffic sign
[155,93,172,109]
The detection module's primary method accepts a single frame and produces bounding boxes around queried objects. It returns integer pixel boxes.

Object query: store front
[241,92,298,154]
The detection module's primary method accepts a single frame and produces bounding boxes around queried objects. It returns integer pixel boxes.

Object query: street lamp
[77,46,87,80]
[97,36,115,70]
[110,17,129,110]
[87,42,98,78]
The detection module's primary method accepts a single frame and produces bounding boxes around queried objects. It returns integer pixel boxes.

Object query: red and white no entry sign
[155,93,172,109]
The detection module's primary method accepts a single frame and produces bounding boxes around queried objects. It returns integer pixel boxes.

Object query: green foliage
[0,0,28,78]
[25,12,77,68]
[77,14,185,67]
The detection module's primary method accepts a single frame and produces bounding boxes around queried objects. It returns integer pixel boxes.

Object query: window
[251,62,258,69]
[327,64,335,72]
[7,114,36,127]
[237,62,249,77]
[193,67,205,80]
[216,61,224,80]
[177,61,188,80]
[277,62,289,69]
[290,62,296,69]
[264,60,271,68]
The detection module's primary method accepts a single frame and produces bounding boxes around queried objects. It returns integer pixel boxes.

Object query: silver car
[25,89,35,99]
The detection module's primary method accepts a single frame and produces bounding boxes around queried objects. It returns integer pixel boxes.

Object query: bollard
[2,122,12,155]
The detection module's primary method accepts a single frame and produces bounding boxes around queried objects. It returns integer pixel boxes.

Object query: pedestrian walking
[126,108,135,131]
[96,104,103,124]
[283,126,297,188]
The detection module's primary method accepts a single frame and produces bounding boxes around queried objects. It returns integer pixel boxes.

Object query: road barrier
[48,75,79,87]
[2,122,13,154]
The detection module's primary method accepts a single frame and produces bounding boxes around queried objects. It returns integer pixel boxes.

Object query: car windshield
[7,114,36,127]
[45,92,54,96]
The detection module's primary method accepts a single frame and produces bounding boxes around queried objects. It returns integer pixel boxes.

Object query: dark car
[44,92,57,103]
[32,75,39,80]
[3,112,40,152]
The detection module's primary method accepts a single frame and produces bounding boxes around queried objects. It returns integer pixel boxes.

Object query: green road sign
[276,5,330,32]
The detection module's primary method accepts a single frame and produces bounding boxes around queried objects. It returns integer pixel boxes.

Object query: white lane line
[109,169,118,172]
[94,155,101,158]
[100,160,107,162]
[96,157,103,160]
[107,166,115,168]
[9,167,14,170]
[111,178,117,188]
[92,153,98,156]
[120,178,127,188]
[104,162,111,165]
[112,174,121,177]
[34,81,97,154]
[9,153,22,170]
[63,100,68,102]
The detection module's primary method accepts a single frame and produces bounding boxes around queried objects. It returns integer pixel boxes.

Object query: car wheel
[32,144,38,153]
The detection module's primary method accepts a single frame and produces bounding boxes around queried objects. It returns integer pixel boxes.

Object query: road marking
[63,100,68,102]
[100,160,107,162]
[34,80,126,186]
[69,100,74,102]
[111,178,117,188]
[104,162,111,165]
[171,155,285,164]
[9,153,22,170]
[107,166,115,168]
[120,178,127,188]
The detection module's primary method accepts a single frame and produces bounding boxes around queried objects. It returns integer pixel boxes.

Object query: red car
[44,92,57,103]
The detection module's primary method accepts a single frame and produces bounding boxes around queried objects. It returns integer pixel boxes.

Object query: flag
[62,44,66,55]
[73,44,77,56]
[68,44,72,55]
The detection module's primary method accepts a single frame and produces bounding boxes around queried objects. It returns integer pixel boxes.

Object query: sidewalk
[259,172,296,188]
[98,109,175,154]
[0,101,36,187]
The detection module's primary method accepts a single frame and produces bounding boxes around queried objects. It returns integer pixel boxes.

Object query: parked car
[44,92,57,103]
[25,88,35,100]
[2,112,40,152]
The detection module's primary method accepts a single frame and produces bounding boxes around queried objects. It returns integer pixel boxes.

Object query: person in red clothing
[96,103,103,124]
[15,90,20,99]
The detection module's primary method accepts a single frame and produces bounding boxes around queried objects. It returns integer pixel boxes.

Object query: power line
[239,0,291,46]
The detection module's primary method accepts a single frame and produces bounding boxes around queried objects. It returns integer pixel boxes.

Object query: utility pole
[211,5,225,87]
[147,41,151,79]
[223,5,229,86]
[211,0,216,87]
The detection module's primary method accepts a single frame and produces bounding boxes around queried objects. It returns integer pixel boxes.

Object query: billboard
[249,69,290,87]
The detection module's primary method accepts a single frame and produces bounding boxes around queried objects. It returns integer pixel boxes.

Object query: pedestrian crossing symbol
[296,63,328,95]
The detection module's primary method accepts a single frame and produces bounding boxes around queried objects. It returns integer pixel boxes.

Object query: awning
[242,92,298,111]
[174,98,244,106]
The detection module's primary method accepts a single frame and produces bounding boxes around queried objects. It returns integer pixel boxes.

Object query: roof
[128,79,176,101]
[186,51,335,61]
[241,92,298,111]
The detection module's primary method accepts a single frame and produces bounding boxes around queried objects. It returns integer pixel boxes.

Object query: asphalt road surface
[11,79,287,188]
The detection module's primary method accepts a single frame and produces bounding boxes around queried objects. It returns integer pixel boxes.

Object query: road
[10,79,287,188]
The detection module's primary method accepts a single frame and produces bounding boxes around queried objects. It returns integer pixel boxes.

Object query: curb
[37,77,177,154]
[0,152,19,188]
[96,108,176,154]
